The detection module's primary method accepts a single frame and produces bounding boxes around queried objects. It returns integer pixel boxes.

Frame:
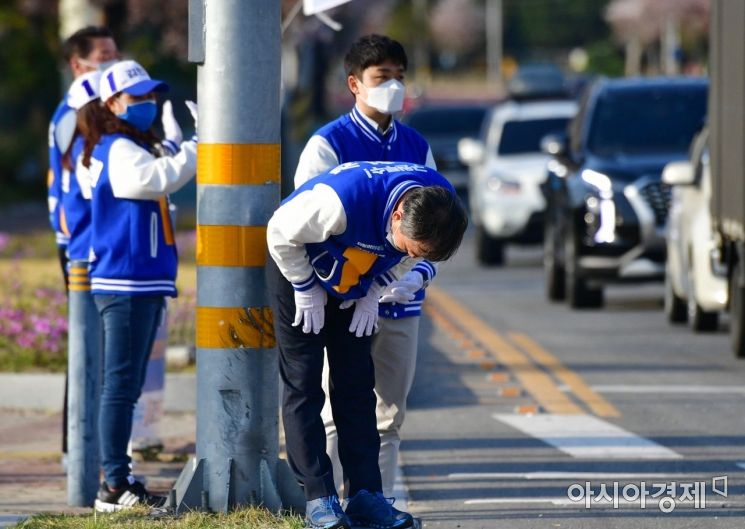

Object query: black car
[542,77,708,308]
[401,102,491,190]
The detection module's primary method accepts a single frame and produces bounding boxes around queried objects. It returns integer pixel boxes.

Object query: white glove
[161,100,183,148]
[340,283,383,337]
[185,100,198,129]
[378,271,424,304]
[293,283,327,334]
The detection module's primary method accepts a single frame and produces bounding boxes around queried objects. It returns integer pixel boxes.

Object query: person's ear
[106,96,124,115]
[70,56,84,77]
[348,74,361,96]
[392,208,403,221]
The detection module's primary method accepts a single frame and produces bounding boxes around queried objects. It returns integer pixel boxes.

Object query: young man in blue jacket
[267,161,467,529]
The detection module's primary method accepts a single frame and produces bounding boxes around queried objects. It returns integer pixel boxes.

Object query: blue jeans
[94,294,164,488]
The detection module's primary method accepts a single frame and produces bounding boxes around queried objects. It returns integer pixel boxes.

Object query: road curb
[0,371,196,413]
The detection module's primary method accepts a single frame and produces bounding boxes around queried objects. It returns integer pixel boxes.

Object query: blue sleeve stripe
[413,260,436,281]
[292,274,316,291]
[162,139,179,155]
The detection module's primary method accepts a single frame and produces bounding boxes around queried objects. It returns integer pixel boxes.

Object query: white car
[663,127,727,331]
[458,99,577,265]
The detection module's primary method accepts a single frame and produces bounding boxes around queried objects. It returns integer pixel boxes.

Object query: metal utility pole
[66,264,102,506]
[173,0,290,512]
[486,0,503,89]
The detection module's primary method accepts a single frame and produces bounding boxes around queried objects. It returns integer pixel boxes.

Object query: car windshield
[587,86,707,156]
[405,107,487,137]
[497,118,570,155]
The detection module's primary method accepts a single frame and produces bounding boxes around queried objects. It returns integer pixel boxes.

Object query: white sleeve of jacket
[267,183,347,287]
[294,135,339,189]
[53,110,77,154]
[107,137,197,200]
[75,156,92,200]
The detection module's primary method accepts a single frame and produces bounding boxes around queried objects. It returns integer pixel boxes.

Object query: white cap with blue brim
[99,59,169,103]
[68,70,103,110]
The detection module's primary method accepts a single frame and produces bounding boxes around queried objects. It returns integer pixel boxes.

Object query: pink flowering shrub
[168,287,195,348]
[0,231,198,371]
[0,267,68,371]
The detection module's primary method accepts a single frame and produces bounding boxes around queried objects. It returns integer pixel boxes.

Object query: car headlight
[581,170,616,243]
[581,169,613,199]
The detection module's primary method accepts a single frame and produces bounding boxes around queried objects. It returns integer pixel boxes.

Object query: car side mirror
[661,161,695,186]
[457,137,485,165]
[540,133,568,157]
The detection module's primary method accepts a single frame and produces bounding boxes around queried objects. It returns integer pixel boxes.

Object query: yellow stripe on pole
[197,144,280,185]
[196,306,276,349]
[196,225,268,267]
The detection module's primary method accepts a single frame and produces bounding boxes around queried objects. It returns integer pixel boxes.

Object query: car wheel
[664,262,687,324]
[729,258,745,358]
[475,225,505,266]
[686,262,718,332]
[544,220,565,301]
[564,229,603,309]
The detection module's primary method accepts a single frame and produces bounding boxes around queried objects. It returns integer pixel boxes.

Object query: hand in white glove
[293,283,327,334]
[378,271,424,304]
[340,283,383,337]
[185,100,198,129]
[161,100,183,148]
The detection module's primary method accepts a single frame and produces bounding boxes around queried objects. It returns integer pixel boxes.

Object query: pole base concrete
[170,456,287,513]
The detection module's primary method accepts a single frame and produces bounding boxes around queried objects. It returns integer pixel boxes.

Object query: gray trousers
[321,315,420,497]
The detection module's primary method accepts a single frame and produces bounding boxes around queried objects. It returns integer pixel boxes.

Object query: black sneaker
[94,480,166,512]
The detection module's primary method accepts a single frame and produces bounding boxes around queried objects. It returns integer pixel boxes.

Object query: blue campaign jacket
[61,136,92,261]
[284,161,453,301]
[48,97,75,247]
[316,106,430,166]
[88,133,178,296]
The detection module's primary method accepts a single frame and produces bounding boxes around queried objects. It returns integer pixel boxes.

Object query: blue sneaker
[344,490,413,529]
[388,499,414,528]
[305,495,351,529]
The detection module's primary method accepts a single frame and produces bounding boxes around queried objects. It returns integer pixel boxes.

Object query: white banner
[303,0,351,15]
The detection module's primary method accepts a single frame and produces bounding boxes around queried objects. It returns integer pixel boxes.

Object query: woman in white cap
[77,59,197,512]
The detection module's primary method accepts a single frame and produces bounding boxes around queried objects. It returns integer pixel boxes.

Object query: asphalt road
[402,229,745,528]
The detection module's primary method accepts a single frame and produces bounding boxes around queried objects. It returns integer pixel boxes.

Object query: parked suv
[459,99,577,265]
[542,77,708,308]
[663,127,727,331]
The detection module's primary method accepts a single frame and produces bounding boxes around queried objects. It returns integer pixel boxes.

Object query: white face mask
[363,79,405,114]
[78,58,119,72]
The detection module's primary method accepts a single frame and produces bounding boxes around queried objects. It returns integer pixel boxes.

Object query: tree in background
[606,0,709,75]
[0,0,59,203]
[0,0,196,208]
[430,0,484,71]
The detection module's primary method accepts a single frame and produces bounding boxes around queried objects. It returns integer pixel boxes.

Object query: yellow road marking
[426,287,582,415]
[499,386,522,398]
[488,372,510,383]
[509,332,620,418]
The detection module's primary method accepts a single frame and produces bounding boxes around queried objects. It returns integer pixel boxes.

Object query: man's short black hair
[400,186,468,262]
[62,26,114,61]
[344,34,408,78]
